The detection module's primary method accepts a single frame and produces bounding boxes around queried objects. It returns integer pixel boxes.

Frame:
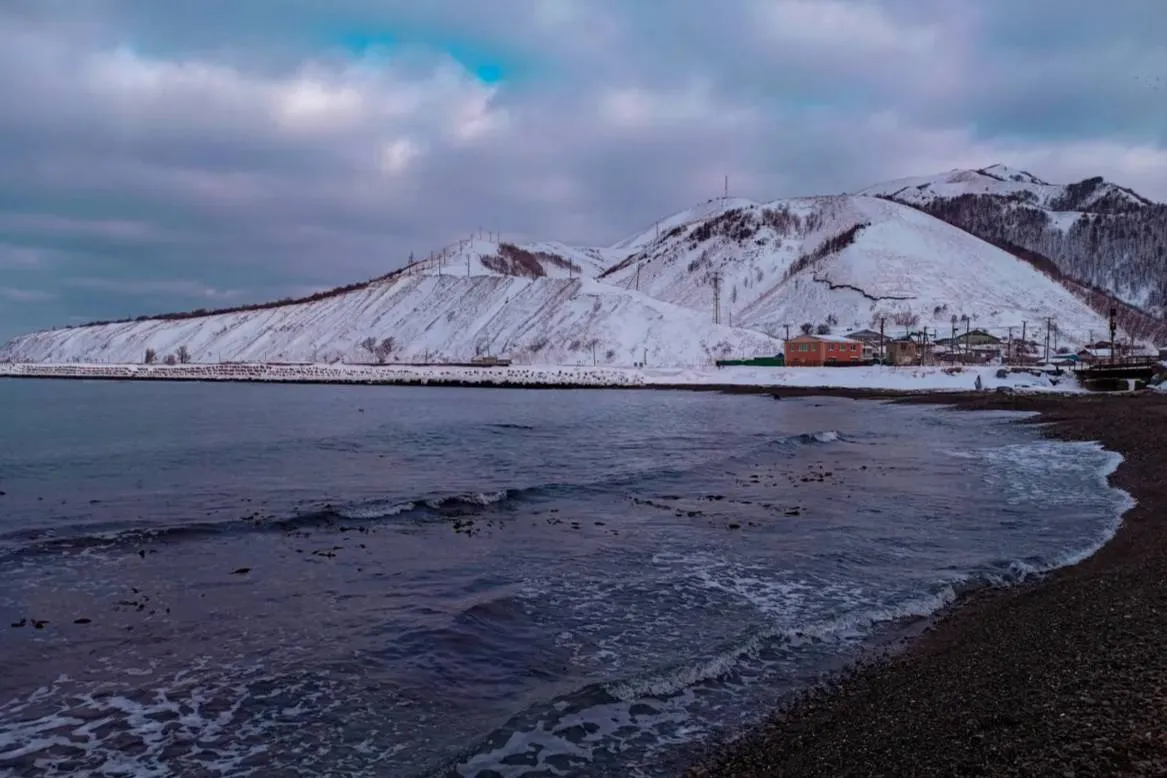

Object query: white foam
[0,660,412,777]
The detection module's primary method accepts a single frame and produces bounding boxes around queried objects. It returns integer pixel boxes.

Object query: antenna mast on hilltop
[724,175,729,199]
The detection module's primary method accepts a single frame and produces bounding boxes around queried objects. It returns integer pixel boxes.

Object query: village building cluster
[779,329,1166,368]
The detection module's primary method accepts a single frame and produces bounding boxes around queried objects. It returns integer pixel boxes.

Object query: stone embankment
[0,361,648,387]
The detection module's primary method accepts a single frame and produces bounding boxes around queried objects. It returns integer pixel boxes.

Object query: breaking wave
[774,430,845,446]
[0,488,528,559]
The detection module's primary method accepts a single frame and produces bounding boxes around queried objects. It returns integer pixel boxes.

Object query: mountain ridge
[3,164,1165,366]
[860,164,1167,331]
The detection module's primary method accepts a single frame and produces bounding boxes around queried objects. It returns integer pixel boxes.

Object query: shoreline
[686,390,1167,777]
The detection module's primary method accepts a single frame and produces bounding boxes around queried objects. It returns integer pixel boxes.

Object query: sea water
[0,381,1131,777]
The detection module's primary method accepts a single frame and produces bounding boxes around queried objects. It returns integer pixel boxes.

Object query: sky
[1,0,1165,342]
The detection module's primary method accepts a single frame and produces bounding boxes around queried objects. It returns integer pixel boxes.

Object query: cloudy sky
[1,0,1165,342]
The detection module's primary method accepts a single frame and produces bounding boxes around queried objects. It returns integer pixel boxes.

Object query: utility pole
[965,317,972,364]
[879,317,886,364]
[711,271,721,325]
[724,174,729,199]
[950,315,957,364]
[1108,307,1117,364]
[1007,326,1014,365]
[635,265,641,292]
[1050,317,1059,366]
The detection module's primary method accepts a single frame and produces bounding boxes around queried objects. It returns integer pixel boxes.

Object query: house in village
[843,329,888,361]
[784,334,864,367]
[886,337,927,365]
[934,329,1004,363]
[960,329,1002,347]
[1077,346,1116,365]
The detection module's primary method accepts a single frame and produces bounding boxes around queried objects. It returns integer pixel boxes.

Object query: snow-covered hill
[3,163,1163,369]
[402,238,613,279]
[859,165,1167,320]
[0,275,781,367]
[859,164,1155,217]
[610,197,760,252]
[601,194,1114,344]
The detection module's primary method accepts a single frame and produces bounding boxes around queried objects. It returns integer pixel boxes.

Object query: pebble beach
[686,390,1167,777]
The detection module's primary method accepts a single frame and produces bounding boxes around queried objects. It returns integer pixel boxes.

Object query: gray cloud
[0,0,1165,342]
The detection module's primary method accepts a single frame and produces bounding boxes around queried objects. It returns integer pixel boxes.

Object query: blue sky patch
[334,30,509,84]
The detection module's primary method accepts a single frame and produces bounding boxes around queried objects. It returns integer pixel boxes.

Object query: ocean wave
[774,430,846,446]
[334,489,514,521]
[0,488,528,559]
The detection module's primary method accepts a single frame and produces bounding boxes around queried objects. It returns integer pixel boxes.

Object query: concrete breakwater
[0,361,648,387]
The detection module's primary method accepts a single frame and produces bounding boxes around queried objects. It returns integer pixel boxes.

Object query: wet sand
[687,390,1167,777]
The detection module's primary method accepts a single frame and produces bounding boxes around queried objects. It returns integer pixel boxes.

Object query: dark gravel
[685,390,1167,778]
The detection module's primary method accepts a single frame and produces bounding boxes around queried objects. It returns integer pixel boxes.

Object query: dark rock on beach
[687,391,1167,778]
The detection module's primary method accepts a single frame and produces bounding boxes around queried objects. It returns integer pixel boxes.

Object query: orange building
[784,334,864,366]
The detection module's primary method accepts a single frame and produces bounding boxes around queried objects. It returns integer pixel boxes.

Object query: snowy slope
[400,238,612,279]
[610,197,760,252]
[4,165,1158,369]
[858,164,1155,218]
[859,165,1167,320]
[0,275,781,367]
[602,194,1114,345]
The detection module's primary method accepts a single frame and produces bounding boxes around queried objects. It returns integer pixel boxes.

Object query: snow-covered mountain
[0,275,780,367]
[600,194,1114,343]
[858,163,1154,214]
[4,163,1164,368]
[610,197,760,252]
[403,238,614,279]
[860,165,1167,322]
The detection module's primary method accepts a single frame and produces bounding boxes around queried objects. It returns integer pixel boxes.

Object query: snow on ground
[0,275,781,368]
[857,164,1152,213]
[738,196,1112,344]
[0,361,1083,394]
[858,166,1062,207]
[609,196,761,252]
[643,364,1080,393]
[601,193,1113,345]
[399,238,612,279]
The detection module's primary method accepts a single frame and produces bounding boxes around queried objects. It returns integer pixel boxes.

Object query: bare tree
[359,337,378,362]
[176,345,191,364]
[374,337,395,364]
[815,323,832,335]
[800,322,814,335]
[144,348,156,364]
[164,354,177,366]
